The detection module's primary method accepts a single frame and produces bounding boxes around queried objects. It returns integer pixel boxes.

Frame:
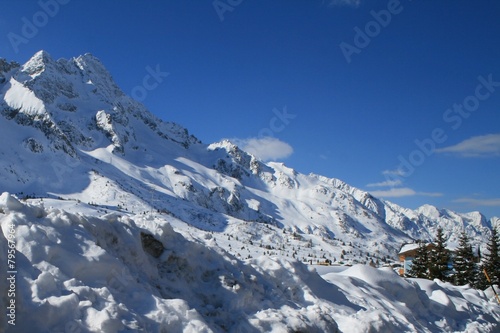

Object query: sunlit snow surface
[1,51,499,332]
[1,194,498,333]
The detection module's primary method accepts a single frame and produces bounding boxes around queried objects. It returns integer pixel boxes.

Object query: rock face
[0,51,496,261]
[1,50,200,158]
[140,232,165,258]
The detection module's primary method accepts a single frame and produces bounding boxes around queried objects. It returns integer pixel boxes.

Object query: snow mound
[0,194,339,332]
[0,193,24,212]
[321,265,500,332]
[0,195,498,332]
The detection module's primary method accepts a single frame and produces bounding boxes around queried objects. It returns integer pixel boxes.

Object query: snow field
[321,265,500,332]
[0,193,340,332]
[1,193,499,332]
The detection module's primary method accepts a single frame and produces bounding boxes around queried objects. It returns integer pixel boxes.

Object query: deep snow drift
[1,194,499,332]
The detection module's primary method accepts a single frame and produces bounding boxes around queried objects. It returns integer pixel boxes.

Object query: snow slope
[1,194,498,333]
[0,51,499,332]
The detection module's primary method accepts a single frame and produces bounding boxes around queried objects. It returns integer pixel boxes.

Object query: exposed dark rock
[140,232,165,258]
[23,138,44,153]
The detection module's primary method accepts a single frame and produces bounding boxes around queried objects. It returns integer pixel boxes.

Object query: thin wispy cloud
[382,169,405,176]
[453,197,500,207]
[369,187,416,198]
[233,137,294,161]
[369,187,443,198]
[367,167,443,198]
[436,134,500,158]
[366,179,402,188]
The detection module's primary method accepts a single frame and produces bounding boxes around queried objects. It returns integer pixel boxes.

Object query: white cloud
[382,169,405,176]
[453,198,500,207]
[436,134,500,157]
[233,137,294,161]
[328,0,361,8]
[369,187,443,198]
[366,179,403,188]
[369,187,416,198]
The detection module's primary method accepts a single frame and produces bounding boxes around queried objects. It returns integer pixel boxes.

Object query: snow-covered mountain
[0,51,494,255]
[0,51,498,332]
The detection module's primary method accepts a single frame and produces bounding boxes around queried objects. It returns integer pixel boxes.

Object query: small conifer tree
[453,231,477,287]
[407,242,430,278]
[429,228,450,281]
[482,226,500,286]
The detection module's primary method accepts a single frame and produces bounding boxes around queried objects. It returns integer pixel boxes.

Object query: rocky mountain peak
[72,52,125,101]
[20,50,55,77]
[0,51,495,262]
[1,51,199,156]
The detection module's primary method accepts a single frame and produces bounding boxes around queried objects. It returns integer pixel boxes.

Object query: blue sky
[1,0,499,218]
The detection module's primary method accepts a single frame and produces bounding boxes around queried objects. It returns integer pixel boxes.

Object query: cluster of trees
[406,227,500,290]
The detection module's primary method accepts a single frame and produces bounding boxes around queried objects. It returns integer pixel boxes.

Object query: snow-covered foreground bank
[320,265,500,332]
[1,193,499,333]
